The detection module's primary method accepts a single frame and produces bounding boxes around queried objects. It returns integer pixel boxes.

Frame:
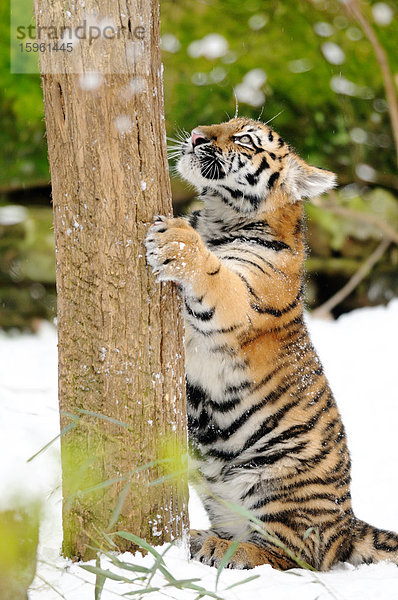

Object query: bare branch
[343,0,398,166]
[313,190,398,245]
[311,238,390,319]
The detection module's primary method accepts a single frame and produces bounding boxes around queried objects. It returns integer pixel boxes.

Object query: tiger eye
[237,135,252,145]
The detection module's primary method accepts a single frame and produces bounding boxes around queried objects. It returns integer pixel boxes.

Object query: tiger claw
[152,214,167,224]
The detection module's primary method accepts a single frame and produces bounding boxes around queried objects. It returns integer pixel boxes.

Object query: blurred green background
[1,0,397,329]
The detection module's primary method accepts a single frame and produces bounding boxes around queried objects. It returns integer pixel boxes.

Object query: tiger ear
[284,155,337,201]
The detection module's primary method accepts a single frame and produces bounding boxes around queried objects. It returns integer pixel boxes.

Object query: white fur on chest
[184,323,243,400]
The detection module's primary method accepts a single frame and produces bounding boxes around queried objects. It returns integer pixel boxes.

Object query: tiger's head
[176,117,336,213]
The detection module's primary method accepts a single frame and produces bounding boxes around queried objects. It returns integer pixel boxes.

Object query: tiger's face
[176,118,336,213]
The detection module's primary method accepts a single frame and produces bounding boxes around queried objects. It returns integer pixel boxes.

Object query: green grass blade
[215,540,240,590]
[76,408,132,430]
[27,422,77,462]
[182,584,223,599]
[121,589,161,597]
[104,552,152,574]
[303,526,321,543]
[80,564,137,583]
[82,460,167,494]
[94,555,106,600]
[147,469,188,487]
[225,574,261,590]
[35,574,67,599]
[108,482,131,528]
[146,552,169,588]
[115,532,178,584]
[98,529,118,549]
[163,578,202,587]
[116,531,163,560]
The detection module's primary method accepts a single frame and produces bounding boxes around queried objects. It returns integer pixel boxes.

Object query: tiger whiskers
[257,105,265,121]
[174,127,190,143]
[166,130,190,160]
[233,88,239,119]
[197,147,228,180]
[200,155,226,180]
[166,133,187,144]
[264,110,284,126]
[167,142,186,162]
[200,158,216,180]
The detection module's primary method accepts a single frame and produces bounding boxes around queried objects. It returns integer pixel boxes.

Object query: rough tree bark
[33,0,188,560]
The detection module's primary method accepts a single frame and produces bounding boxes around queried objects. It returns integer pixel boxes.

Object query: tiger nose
[191,129,209,147]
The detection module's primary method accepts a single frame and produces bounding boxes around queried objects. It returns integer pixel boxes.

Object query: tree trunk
[33,0,188,560]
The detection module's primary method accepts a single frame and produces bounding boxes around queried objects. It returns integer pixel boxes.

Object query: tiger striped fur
[145,117,398,571]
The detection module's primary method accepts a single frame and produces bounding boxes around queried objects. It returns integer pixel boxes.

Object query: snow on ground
[1,301,398,599]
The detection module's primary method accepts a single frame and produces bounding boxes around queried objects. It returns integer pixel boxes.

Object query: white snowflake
[79,72,104,91]
[314,22,334,37]
[372,2,394,26]
[161,33,181,53]
[188,34,228,60]
[322,42,345,65]
[114,115,133,133]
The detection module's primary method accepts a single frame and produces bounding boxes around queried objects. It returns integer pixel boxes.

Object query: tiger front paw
[145,215,205,284]
[190,531,253,570]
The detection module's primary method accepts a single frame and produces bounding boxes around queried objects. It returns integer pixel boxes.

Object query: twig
[311,238,390,318]
[343,0,398,166]
[34,574,67,599]
[313,191,398,245]
[320,204,398,244]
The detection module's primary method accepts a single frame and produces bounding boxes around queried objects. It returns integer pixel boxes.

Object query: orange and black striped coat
[145,118,398,571]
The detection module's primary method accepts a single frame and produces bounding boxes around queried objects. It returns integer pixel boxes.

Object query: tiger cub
[145,117,398,571]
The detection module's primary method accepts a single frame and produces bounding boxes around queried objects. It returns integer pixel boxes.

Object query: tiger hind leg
[349,519,398,566]
[190,529,296,570]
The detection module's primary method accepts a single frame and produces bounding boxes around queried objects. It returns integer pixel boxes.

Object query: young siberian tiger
[145,117,398,571]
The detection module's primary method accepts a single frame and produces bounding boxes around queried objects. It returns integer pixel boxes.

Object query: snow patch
[1,303,398,598]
